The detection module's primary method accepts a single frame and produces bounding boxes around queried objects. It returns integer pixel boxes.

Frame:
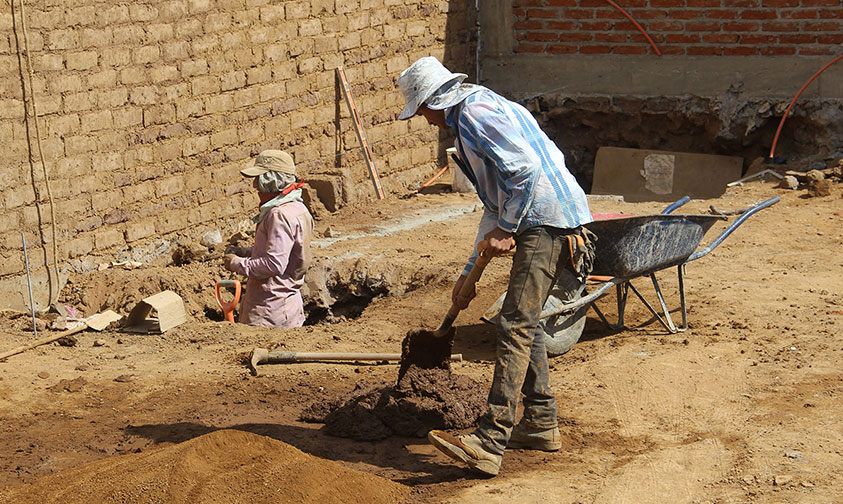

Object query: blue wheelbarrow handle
[687,196,780,262]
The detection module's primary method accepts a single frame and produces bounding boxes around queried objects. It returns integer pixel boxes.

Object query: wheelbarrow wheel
[480,285,588,358]
[541,302,587,357]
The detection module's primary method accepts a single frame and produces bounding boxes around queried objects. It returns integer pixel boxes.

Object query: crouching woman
[223,150,314,329]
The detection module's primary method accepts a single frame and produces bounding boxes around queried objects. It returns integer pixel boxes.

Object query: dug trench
[2,183,843,503]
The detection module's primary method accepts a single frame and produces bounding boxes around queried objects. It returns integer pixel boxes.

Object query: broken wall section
[0,0,476,308]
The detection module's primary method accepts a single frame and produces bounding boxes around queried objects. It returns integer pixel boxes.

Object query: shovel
[398,238,512,380]
[0,310,122,361]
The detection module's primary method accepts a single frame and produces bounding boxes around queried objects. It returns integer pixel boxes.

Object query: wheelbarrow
[483,196,780,356]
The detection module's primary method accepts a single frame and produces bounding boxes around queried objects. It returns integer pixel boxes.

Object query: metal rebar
[21,232,37,338]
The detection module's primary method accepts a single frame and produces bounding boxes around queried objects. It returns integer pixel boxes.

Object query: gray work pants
[475,225,581,455]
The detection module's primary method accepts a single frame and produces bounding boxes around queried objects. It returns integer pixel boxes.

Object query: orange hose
[769,53,843,160]
[604,0,662,56]
[417,165,449,190]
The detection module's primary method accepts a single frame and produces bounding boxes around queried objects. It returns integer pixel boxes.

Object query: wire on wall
[10,0,61,307]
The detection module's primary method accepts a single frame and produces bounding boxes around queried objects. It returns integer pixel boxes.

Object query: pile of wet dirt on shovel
[301,329,488,441]
[0,430,408,504]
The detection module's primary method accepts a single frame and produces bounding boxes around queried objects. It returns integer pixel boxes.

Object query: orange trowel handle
[215,280,241,323]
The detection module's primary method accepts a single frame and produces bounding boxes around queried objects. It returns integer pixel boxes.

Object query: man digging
[223,149,314,329]
[397,57,596,476]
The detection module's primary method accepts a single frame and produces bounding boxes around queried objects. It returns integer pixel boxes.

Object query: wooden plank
[336,66,385,200]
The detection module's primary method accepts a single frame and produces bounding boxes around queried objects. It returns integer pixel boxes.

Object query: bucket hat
[398,57,467,120]
[240,149,296,177]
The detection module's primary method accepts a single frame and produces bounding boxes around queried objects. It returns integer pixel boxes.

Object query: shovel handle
[215,280,241,323]
[434,238,513,337]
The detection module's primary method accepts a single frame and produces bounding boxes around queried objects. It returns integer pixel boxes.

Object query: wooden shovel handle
[0,323,88,361]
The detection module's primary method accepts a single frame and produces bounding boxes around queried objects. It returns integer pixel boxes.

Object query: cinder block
[63,235,94,259]
[95,228,125,249]
[87,69,118,89]
[150,65,179,83]
[233,87,260,108]
[221,70,247,91]
[211,128,239,148]
[66,51,99,70]
[183,135,210,156]
[81,110,113,132]
[299,19,323,36]
[47,114,81,137]
[125,221,155,242]
[51,74,83,94]
[64,135,98,155]
[129,86,160,106]
[192,76,221,95]
[100,47,131,67]
[113,107,143,128]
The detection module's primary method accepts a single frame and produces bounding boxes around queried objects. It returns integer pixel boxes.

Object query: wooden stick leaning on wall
[336,66,385,200]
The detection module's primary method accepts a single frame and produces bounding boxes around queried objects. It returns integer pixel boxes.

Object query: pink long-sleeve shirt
[229,201,314,328]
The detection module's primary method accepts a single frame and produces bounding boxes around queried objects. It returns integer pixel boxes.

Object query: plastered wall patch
[641,154,675,194]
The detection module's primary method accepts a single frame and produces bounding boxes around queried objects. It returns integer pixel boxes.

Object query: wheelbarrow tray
[587,214,725,278]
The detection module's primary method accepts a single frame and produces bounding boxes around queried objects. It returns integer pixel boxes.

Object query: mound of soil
[0,429,408,504]
[302,328,488,441]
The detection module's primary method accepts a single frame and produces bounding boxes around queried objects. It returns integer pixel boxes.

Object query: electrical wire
[768,53,843,160]
[11,0,61,306]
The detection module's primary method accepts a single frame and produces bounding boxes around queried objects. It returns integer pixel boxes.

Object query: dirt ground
[1,178,841,503]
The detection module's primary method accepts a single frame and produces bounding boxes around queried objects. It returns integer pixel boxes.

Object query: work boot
[427,430,502,476]
[507,423,562,451]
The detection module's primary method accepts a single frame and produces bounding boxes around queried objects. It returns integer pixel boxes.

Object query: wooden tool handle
[0,324,88,361]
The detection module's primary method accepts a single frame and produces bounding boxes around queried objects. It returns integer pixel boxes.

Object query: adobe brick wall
[512,0,843,56]
[0,0,475,291]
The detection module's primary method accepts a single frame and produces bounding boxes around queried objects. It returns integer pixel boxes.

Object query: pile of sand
[0,430,408,504]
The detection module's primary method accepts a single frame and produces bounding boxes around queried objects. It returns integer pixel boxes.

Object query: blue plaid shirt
[445,88,592,275]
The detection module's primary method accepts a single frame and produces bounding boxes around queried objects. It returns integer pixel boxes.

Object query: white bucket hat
[397,57,467,120]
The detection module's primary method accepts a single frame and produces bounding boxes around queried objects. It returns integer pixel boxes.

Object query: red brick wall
[513,0,843,56]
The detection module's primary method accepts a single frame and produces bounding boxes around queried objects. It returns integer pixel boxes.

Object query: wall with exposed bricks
[0,0,474,295]
[512,0,843,57]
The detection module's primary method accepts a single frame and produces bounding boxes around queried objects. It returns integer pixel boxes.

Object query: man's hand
[452,274,476,309]
[483,227,515,257]
[223,254,236,271]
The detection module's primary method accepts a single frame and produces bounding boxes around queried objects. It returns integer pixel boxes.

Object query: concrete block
[81,110,113,132]
[66,51,99,70]
[125,221,155,242]
[192,76,221,95]
[95,228,125,249]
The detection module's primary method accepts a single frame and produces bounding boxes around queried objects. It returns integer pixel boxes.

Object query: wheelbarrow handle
[661,196,690,215]
[688,196,780,262]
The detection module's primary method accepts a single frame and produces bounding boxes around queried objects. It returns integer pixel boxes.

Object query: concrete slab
[591,147,743,202]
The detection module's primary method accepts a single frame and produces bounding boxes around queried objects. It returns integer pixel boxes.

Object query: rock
[57,335,78,347]
[201,229,223,247]
[114,374,134,383]
[37,371,50,379]
[806,169,825,184]
[323,226,339,238]
[773,474,793,486]
[778,175,799,190]
[93,339,106,347]
[807,178,831,197]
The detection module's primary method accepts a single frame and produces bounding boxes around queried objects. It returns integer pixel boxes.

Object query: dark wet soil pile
[301,365,488,441]
[0,429,408,504]
[301,327,487,441]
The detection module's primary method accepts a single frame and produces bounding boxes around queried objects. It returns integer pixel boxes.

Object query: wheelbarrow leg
[591,281,629,330]
[626,276,680,333]
[678,264,688,331]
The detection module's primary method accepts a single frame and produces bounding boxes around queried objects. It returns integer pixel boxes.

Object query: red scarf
[281,181,305,195]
